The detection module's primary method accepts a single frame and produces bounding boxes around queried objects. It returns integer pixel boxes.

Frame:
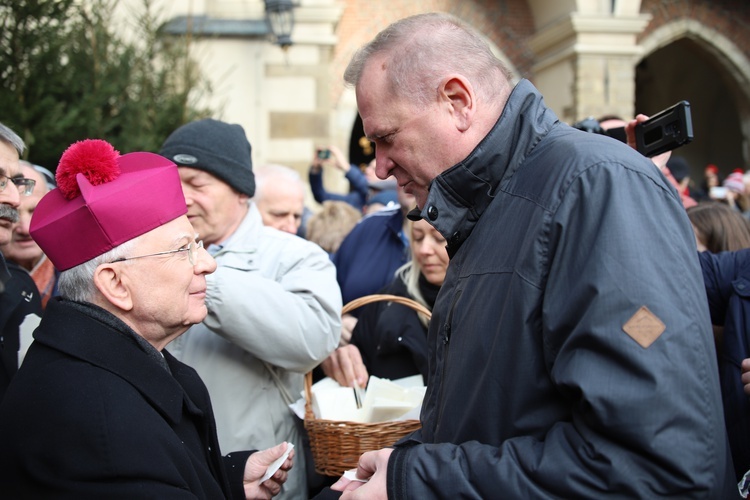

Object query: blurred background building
[118,0,749,204]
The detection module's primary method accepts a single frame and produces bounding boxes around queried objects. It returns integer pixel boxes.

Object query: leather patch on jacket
[622,306,665,348]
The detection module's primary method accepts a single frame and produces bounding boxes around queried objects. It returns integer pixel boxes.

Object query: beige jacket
[169,203,341,499]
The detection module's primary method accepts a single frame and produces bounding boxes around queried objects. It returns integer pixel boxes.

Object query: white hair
[0,122,25,156]
[253,164,305,201]
[57,238,138,302]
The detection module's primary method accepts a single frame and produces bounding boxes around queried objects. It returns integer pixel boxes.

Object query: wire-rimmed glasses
[0,174,36,196]
[109,240,204,266]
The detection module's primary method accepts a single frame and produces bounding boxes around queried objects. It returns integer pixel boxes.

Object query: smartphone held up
[572,100,694,158]
[634,101,693,157]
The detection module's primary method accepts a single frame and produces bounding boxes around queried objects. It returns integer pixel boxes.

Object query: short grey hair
[57,238,138,302]
[0,122,25,157]
[343,12,512,108]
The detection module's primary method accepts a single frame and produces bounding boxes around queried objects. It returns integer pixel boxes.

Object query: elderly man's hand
[243,442,294,499]
[320,344,369,389]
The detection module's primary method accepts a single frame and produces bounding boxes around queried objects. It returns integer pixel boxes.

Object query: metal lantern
[264,0,294,49]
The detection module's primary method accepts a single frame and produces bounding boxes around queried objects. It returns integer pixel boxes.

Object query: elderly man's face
[356,55,468,208]
[255,181,304,234]
[1,164,47,270]
[0,141,22,246]
[116,215,216,348]
[178,167,248,247]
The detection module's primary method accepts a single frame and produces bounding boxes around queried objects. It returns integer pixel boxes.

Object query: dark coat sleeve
[0,262,42,401]
[699,249,750,325]
[698,249,750,481]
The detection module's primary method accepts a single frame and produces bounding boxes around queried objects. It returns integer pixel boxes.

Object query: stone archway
[637,19,750,180]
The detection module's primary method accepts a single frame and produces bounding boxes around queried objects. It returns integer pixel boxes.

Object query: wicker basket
[304,294,428,476]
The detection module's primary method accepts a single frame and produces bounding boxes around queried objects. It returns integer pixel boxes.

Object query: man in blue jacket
[331,13,735,498]
[697,249,750,483]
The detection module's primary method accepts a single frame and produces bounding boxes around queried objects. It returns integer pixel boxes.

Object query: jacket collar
[414,79,558,256]
[210,202,263,258]
[33,299,198,425]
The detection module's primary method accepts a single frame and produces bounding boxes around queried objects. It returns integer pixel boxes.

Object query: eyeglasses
[0,174,36,196]
[110,240,204,266]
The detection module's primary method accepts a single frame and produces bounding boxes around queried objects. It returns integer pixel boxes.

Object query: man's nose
[374,155,391,180]
[16,212,32,235]
[194,245,217,274]
[417,240,434,256]
[180,185,194,205]
[280,215,298,233]
[2,183,21,209]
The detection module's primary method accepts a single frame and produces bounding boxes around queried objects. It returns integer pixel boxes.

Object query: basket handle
[342,293,432,318]
[305,294,433,419]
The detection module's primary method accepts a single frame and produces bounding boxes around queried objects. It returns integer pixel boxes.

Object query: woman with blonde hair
[320,218,448,386]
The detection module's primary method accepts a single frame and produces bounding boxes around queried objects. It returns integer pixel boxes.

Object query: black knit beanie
[159,118,255,197]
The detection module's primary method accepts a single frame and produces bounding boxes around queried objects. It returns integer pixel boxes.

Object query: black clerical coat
[0,257,42,402]
[0,298,250,499]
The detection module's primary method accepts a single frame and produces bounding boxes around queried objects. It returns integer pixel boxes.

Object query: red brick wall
[639,0,750,57]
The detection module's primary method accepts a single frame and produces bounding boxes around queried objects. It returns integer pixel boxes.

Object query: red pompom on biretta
[56,139,121,200]
[31,139,187,271]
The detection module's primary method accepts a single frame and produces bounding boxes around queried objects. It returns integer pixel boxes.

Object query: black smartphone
[317,149,331,159]
[634,101,693,157]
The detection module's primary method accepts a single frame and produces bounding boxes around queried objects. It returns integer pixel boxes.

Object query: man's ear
[93,264,134,312]
[441,75,474,132]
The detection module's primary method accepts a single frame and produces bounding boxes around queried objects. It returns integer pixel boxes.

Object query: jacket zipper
[434,288,461,434]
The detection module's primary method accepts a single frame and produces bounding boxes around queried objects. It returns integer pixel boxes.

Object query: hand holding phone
[635,101,693,157]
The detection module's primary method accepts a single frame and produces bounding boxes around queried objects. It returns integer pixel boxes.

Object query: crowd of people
[0,10,747,500]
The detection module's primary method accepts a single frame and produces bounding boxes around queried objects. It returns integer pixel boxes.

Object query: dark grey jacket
[387,80,735,498]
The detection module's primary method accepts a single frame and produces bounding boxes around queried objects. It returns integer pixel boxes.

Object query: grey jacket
[387,80,735,498]
[170,204,342,500]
